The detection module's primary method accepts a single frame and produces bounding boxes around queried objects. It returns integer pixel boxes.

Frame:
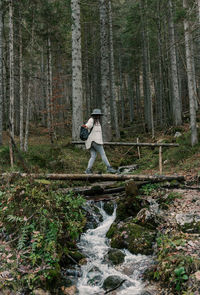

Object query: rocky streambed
[62,180,200,295]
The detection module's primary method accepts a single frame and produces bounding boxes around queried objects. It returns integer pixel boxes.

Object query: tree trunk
[0,0,3,146]
[156,0,164,127]
[108,0,120,139]
[168,0,182,126]
[128,74,134,123]
[1,172,185,182]
[24,79,31,152]
[19,18,23,150]
[47,35,54,143]
[140,0,154,136]
[9,0,14,167]
[99,0,112,141]
[118,55,125,126]
[71,0,83,141]
[183,0,198,146]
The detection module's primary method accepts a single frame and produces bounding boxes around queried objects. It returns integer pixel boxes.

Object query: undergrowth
[0,179,86,292]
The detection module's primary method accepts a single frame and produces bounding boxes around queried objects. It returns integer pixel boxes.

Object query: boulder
[107,248,125,265]
[116,184,142,221]
[102,275,125,291]
[103,201,115,215]
[107,221,156,255]
[32,289,51,295]
[125,180,138,196]
[61,286,77,295]
[176,213,200,233]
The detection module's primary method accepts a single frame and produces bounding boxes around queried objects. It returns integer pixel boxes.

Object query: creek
[75,201,154,295]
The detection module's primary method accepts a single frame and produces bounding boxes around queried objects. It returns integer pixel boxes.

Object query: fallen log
[72,141,179,147]
[1,172,185,182]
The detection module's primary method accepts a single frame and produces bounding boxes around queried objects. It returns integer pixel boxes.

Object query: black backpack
[80,124,94,141]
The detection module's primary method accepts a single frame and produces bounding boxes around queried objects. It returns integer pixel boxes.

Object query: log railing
[72,141,179,175]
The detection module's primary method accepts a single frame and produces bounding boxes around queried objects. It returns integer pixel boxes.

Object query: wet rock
[102,275,125,291]
[176,213,200,233]
[65,269,82,277]
[136,199,161,229]
[61,285,77,295]
[0,290,16,295]
[140,291,152,295]
[118,164,138,174]
[32,289,50,295]
[88,275,102,286]
[108,222,156,255]
[83,202,103,230]
[125,180,138,196]
[107,248,125,265]
[103,201,115,215]
[116,188,142,221]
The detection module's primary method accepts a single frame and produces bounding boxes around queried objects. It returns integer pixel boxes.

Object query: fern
[7,215,23,223]
[17,227,29,250]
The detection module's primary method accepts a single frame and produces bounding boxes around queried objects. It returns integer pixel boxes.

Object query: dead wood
[72,141,179,147]
[1,172,185,182]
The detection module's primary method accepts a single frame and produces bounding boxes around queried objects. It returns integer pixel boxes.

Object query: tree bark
[1,172,185,182]
[140,0,154,136]
[19,17,23,150]
[0,0,3,146]
[9,0,14,167]
[183,0,198,146]
[71,0,83,141]
[108,0,120,139]
[168,0,182,126]
[24,79,31,152]
[99,0,112,141]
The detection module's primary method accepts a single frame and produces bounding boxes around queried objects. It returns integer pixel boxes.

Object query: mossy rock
[103,201,115,215]
[103,275,125,291]
[109,222,156,255]
[107,248,125,265]
[125,180,138,196]
[116,194,143,221]
[181,221,200,233]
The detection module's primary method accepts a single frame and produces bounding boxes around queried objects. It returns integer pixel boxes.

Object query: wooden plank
[72,141,179,147]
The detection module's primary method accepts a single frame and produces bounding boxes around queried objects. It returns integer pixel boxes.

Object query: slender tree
[9,0,14,166]
[19,13,23,150]
[99,0,112,141]
[0,0,3,145]
[71,0,83,141]
[108,0,120,139]
[168,0,182,126]
[183,0,198,146]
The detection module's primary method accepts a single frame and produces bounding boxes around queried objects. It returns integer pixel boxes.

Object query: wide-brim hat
[91,108,104,116]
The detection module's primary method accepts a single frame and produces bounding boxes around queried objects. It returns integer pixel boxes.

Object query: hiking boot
[107,166,117,174]
[85,168,93,174]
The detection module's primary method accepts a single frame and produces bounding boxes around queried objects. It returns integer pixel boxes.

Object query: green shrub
[0,179,86,291]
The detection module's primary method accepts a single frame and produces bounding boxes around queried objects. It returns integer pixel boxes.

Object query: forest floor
[0,123,199,294]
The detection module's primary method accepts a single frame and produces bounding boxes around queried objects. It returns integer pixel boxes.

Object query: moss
[103,201,115,215]
[116,195,143,221]
[109,222,156,255]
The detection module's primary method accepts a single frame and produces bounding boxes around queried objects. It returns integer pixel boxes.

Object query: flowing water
[76,202,153,295]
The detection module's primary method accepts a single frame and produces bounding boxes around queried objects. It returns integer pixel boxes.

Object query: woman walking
[84,109,117,174]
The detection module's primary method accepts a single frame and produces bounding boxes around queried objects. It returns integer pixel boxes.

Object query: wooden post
[137,137,141,158]
[159,146,162,175]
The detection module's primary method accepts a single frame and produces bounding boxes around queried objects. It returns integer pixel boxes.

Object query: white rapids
[77,203,153,295]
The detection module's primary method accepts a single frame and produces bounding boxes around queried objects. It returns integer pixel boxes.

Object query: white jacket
[85,117,103,149]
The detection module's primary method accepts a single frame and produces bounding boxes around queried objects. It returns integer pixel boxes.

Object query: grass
[0,127,199,177]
